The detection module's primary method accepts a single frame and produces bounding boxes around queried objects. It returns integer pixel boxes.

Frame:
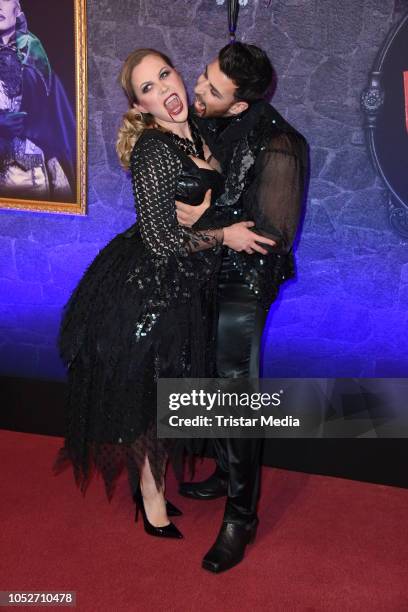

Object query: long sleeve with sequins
[130,133,223,256]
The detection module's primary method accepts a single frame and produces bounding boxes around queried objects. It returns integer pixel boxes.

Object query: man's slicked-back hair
[218,42,274,103]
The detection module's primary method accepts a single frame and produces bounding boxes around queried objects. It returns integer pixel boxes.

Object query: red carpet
[1,429,408,611]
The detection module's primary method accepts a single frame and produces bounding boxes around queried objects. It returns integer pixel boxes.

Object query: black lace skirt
[53,226,219,500]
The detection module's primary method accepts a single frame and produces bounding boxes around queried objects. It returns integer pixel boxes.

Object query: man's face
[0,0,19,34]
[194,58,248,119]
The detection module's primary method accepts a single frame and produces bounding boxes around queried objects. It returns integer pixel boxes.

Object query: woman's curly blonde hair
[116,48,174,169]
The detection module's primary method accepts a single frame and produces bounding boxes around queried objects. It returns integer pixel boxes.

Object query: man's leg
[214,282,266,525]
[199,259,269,572]
[179,264,267,502]
[179,257,269,571]
[201,281,267,572]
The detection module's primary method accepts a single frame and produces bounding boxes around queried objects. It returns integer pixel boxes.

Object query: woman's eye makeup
[141,70,171,94]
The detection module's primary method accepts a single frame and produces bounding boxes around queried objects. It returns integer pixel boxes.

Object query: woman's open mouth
[164,93,184,118]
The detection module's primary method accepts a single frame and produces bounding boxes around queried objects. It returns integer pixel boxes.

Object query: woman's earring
[133,111,143,122]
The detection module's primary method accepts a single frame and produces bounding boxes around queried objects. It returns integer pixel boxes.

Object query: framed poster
[0,0,87,214]
[362,10,408,237]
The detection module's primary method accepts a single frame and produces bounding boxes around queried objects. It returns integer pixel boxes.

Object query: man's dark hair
[218,42,274,102]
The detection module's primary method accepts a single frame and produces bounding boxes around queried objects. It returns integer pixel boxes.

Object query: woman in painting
[0,0,75,201]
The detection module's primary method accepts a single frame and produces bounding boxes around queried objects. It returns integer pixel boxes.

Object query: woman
[53,48,274,539]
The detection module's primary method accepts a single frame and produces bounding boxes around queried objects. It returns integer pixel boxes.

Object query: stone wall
[0,0,407,380]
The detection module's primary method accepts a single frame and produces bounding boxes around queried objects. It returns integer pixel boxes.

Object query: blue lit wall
[0,0,407,381]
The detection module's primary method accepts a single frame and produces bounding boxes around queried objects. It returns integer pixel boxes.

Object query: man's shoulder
[250,101,306,143]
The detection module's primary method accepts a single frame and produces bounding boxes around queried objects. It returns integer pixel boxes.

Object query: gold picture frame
[0,0,87,215]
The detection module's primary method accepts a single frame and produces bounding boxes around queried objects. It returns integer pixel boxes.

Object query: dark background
[22,0,76,110]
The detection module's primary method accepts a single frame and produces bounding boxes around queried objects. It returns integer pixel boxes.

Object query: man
[0,0,75,201]
[176,42,308,573]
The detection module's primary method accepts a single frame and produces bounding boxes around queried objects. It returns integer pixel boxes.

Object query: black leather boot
[202,519,258,573]
[178,465,229,500]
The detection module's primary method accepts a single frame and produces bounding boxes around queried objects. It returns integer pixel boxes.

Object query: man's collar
[216,99,278,143]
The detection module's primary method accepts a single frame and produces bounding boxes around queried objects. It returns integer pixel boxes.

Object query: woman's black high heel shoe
[134,487,183,539]
[133,490,182,517]
[166,499,182,517]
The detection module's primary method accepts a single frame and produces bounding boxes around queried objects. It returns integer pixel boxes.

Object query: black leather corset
[175,157,225,207]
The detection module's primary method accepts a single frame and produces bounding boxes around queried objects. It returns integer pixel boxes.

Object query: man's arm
[246,130,308,254]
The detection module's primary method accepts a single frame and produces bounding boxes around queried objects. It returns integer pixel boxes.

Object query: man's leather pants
[213,255,268,526]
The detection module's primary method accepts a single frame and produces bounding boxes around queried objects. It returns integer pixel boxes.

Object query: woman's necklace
[167,119,205,160]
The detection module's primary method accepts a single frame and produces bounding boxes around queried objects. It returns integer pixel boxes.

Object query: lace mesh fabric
[54,129,224,500]
[248,131,305,253]
[132,131,223,259]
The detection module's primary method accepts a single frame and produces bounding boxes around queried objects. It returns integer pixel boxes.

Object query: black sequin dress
[53,128,224,500]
